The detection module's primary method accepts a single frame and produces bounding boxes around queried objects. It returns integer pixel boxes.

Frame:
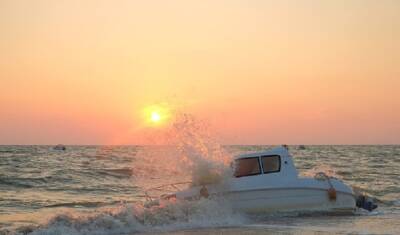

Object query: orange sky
[1,0,399,145]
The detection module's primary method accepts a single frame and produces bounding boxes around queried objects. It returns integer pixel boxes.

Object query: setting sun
[150,112,161,123]
[142,103,172,127]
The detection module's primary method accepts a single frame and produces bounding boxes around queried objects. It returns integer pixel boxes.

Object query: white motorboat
[146,146,377,214]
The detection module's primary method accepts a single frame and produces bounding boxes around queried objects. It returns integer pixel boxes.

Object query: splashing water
[133,113,233,188]
[169,113,233,186]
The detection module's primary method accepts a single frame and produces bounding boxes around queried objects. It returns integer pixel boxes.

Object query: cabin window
[261,155,281,173]
[234,157,261,177]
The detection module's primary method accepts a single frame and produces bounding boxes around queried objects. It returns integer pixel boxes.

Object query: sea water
[1,145,400,235]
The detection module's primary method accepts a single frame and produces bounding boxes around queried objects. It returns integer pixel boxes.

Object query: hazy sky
[1,0,399,145]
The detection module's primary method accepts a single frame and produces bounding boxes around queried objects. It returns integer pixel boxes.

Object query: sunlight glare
[142,103,171,127]
[150,112,161,123]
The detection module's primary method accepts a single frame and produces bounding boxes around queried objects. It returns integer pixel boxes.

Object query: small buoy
[200,186,209,198]
[328,187,337,201]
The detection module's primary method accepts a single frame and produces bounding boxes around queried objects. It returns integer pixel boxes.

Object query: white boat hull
[175,177,356,214]
[225,187,355,214]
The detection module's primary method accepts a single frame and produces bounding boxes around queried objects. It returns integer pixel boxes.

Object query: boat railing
[144,181,192,202]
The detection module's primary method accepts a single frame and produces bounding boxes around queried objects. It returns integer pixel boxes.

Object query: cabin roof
[235,146,289,159]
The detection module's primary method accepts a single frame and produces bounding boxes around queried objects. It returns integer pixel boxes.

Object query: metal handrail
[143,181,192,201]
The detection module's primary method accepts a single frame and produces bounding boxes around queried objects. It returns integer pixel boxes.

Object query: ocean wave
[96,168,134,178]
[44,202,108,209]
[19,197,395,235]
[0,176,56,189]
[26,198,245,235]
[42,200,139,209]
[0,178,34,188]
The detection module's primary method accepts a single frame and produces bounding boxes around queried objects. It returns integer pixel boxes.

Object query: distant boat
[298,145,306,150]
[53,144,66,151]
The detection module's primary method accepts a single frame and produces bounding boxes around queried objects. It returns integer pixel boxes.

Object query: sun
[142,103,171,126]
[150,111,161,123]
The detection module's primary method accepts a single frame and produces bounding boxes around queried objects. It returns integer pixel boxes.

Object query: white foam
[29,198,245,235]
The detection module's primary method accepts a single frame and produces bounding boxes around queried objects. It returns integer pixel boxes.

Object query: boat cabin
[233,146,299,180]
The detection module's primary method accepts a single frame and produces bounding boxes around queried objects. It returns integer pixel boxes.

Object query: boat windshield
[261,155,281,173]
[234,157,261,177]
